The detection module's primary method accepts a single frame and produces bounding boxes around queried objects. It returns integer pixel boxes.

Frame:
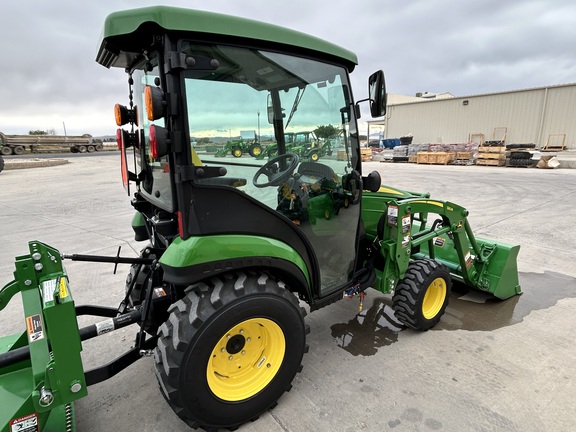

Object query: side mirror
[368,71,387,118]
[363,170,381,192]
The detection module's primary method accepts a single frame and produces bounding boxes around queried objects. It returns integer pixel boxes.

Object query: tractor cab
[101,6,385,303]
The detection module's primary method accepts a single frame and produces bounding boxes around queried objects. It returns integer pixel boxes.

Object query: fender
[160,234,312,299]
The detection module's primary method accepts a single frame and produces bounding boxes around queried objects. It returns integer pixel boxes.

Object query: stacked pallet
[409,143,479,165]
[407,144,430,163]
[506,144,537,168]
[453,151,474,165]
[476,145,506,166]
[392,145,409,162]
[360,148,372,162]
[417,151,455,165]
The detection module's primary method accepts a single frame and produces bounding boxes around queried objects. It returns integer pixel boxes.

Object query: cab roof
[96,6,358,72]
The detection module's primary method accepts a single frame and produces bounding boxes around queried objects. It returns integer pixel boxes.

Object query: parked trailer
[0,132,102,155]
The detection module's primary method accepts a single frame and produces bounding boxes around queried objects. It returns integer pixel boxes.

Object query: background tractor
[0,6,520,432]
[215,130,263,158]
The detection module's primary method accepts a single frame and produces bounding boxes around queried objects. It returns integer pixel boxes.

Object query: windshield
[182,42,361,294]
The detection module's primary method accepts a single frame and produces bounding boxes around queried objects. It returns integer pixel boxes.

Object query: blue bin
[382,138,401,148]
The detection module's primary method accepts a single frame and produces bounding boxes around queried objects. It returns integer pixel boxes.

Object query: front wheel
[392,258,451,330]
[155,271,308,431]
[232,147,243,158]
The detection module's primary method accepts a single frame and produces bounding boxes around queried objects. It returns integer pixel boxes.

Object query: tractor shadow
[330,271,576,356]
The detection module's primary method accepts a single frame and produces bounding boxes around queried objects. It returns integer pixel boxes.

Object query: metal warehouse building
[378,83,576,150]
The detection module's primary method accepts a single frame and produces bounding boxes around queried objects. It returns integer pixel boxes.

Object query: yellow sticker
[59,277,68,299]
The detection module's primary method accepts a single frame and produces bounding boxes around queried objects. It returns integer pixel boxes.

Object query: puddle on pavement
[330,271,576,356]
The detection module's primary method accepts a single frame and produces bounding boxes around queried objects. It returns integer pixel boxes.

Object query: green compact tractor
[257,131,332,161]
[0,6,521,432]
[215,131,263,158]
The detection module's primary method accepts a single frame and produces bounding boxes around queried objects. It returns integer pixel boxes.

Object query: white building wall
[383,84,575,149]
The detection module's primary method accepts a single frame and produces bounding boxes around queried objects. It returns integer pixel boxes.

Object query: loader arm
[362,193,521,299]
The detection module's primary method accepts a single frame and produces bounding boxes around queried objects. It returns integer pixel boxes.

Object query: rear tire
[14,146,25,155]
[155,271,308,431]
[392,258,451,330]
[1,146,12,155]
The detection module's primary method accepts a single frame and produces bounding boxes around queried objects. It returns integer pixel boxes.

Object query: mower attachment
[0,241,86,432]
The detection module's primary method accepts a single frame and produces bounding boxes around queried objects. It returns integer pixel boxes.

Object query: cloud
[1,0,575,135]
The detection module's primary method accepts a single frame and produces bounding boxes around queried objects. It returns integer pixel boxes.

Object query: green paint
[0,242,85,431]
[97,6,357,70]
[160,234,310,285]
[361,191,521,299]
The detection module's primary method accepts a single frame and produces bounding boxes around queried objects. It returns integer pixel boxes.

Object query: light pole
[257,111,260,142]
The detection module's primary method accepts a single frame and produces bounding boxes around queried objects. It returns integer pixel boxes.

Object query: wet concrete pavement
[1,154,575,432]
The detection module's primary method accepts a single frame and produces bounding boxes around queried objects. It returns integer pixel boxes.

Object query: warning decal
[465,251,474,269]
[42,279,56,303]
[401,215,411,234]
[433,237,445,247]
[387,205,398,226]
[58,277,69,299]
[96,318,115,336]
[26,315,44,343]
[10,412,39,432]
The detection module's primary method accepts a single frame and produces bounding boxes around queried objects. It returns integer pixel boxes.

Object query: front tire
[232,147,243,158]
[155,271,308,431]
[392,259,451,330]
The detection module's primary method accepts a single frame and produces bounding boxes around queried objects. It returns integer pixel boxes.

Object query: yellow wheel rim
[311,153,319,161]
[253,147,261,156]
[207,318,285,401]
[422,277,447,319]
[233,149,242,157]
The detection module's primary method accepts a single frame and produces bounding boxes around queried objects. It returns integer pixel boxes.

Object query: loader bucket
[417,234,521,300]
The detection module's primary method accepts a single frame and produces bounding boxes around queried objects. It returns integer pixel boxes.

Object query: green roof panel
[97,6,357,71]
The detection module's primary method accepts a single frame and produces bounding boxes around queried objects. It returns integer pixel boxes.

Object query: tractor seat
[297,161,335,183]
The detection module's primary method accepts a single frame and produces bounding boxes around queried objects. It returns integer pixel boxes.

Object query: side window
[133,60,173,211]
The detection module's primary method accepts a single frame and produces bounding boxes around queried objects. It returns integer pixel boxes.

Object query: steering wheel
[253,153,299,188]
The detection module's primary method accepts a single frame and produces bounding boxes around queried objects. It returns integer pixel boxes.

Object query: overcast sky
[1,0,574,136]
